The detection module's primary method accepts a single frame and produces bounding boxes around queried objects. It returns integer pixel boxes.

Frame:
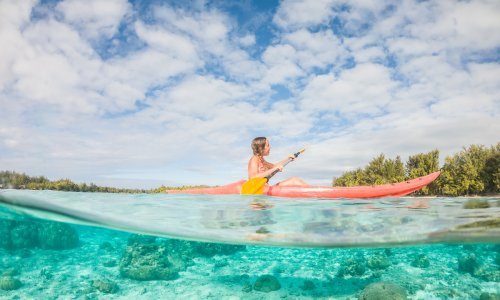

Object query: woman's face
[263,140,270,156]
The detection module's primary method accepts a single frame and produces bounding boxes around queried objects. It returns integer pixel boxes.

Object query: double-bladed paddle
[241,148,305,195]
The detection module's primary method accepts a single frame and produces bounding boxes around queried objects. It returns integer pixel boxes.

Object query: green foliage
[0,171,212,194]
[152,185,210,193]
[406,150,440,178]
[333,154,405,186]
[483,143,500,193]
[0,171,49,189]
[406,150,440,195]
[331,169,364,186]
[439,143,499,196]
[364,154,405,185]
[0,171,148,193]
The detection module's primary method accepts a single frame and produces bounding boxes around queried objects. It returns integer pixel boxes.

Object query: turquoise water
[0,190,498,299]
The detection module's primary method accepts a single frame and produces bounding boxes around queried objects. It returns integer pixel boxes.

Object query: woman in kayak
[248,137,308,186]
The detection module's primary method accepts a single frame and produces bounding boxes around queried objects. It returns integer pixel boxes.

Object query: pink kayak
[166,171,441,199]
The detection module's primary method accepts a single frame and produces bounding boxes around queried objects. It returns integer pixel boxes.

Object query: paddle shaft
[266,149,304,181]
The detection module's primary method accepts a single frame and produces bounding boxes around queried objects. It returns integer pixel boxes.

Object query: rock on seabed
[92,279,119,294]
[358,282,407,300]
[253,275,281,292]
[0,276,22,291]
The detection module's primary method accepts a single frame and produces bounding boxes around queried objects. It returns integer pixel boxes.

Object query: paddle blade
[241,178,268,195]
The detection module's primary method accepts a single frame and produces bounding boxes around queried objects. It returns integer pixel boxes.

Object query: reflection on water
[0,190,499,248]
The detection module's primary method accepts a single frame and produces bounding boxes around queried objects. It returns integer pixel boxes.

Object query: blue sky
[0,0,499,188]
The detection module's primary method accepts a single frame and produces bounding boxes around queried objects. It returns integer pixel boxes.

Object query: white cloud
[5,18,102,113]
[283,29,347,70]
[152,5,266,83]
[153,5,231,56]
[134,21,198,61]
[0,0,37,92]
[238,34,255,47]
[261,44,304,85]
[387,37,436,58]
[0,0,36,26]
[222,49,267,81]
[273,0,336,29]
[351,46,385,63]
[155,75,251,117]
[407,0,500,50]
[5,13,204,115]
[299,63,396,116]
[351,0,500,58]
[394,56,499,117]
[13,51,93,111]
[55,0,131,39]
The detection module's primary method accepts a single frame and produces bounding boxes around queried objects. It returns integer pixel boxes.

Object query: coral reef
[38,222,79,249]
[411,254,430,268]
[119,243,181,281]
[301,279,316,290]
[458,253,478,274]
[193,241,245,257]
[480,292,500,300]
[11,222,39,249]
[119,235,246,281]
[127,234,157,246]
[242,282,253,293]
[253,274,281,292]
[358,282,407,300]
[99,242,114,251]
[367,253,391,270]
[475,266,500,282]
[92,279,119,294]
[454,249,500,282]
[337,257,367,277]
[0,218,79,250]
[0,276,22,291]
[161,237,245,258]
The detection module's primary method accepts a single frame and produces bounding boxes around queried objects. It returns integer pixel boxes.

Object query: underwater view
[0,191,499,299]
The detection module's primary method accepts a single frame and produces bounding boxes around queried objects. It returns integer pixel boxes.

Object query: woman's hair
[251,137,267,156]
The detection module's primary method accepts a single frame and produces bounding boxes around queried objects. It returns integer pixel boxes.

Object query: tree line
[0,171,208,194]
[333,142,499,196]
[1,142,498,196]
[0,172,149,193]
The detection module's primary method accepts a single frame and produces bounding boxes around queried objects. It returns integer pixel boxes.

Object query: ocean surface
[0,190,498,299]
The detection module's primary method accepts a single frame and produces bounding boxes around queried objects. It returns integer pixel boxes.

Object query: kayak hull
[166,171,441,199]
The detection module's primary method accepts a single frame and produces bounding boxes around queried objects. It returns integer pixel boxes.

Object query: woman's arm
[274,154,295,168]
[262,159,274,169]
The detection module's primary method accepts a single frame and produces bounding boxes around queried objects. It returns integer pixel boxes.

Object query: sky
[0,0,499,188]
